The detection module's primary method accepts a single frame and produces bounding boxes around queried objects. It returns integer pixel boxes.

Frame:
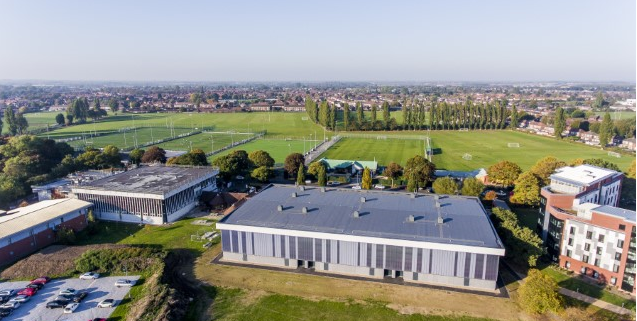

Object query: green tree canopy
[432,177,458,195]
[308,161,325,178]
[251,166,271,182]
[599,112,613,147]
[554,107,566,139]
[519,269,562,314]
[510,172,542,206]
[296,165,306,185]
[487,160,522,186]
[582,158,620,171]
[55,113,65,126]
[248,150,274,168]
[141,146,167,164]
[284,153,305,176]
[129,148,145,165]
[361,167,372,190]
[404,155,436,191]
[460,177,484,196]
[384,162,403,187]
[317,165,327,187]
[529,156,566,186]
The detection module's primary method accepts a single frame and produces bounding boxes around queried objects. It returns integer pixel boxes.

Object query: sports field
[210,139,315,164]
[320,131,634,171]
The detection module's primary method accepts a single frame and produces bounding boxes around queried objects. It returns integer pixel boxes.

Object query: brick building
[0,199,92,266]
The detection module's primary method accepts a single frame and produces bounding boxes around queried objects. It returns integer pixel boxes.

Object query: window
[596,247,603,255]
[584,243,591,251]
[583,255,589,263]
[613,264,620,273]
[566,249,572,257]
[617,239,625,248]
[594,258,600,267]
[570,226,576,235]
[615,252,622,261]
[598,234,605,242]
[568,238,574,246]
[611,277,617,285]
[565,261,571,268]
[586,231,593,239]
[619,224,626,231]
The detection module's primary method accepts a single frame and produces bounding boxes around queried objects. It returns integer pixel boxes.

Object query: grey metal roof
[72,165,215,195]
[593,205,636,223]
[221,185,504,249]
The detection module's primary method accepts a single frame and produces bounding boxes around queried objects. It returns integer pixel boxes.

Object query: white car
[59,288,76,296]
[0,290,15,297]
[115,279,136,287]
[351,184,361,190]
[0,301,20,309]
[374,184,386,190]
[79,272,100,280]
[97,299,116,308]
[63,302,79,313]
[10,295,29,303]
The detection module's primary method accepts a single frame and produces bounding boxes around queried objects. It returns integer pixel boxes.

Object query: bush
[56,227,76,245]
[75,247,165,273]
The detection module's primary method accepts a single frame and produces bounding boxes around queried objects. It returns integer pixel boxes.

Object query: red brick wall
[560,255,620,287]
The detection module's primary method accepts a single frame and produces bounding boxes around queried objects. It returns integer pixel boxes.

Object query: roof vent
[352,211,359,218]
[302,207,308,214]
[299,186,305,191]
[321,187,326,193]
[292,192,297,198]
[277,205,283,212]
[360,197,366,203]
[437,216,444,224]
[407,215,415,222]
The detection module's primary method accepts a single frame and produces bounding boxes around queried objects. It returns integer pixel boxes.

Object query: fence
[205,131,266,157]
[304,135,342,165]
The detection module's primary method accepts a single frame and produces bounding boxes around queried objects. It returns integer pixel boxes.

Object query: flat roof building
[0,199,92,266]
[217,185,505,291]
[73,165,218,225]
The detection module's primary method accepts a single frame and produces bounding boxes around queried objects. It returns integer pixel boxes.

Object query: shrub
[56,227,76,245]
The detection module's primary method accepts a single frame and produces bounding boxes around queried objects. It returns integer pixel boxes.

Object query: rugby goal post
[462,153,473,160]
[507,143,520,148]
[608,151,621,158]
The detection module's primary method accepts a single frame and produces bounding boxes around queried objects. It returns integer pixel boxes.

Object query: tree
[15,113,28,135]
[628,159,636,179]
[343,103,350,131]
[592,91,606,109]
[66,114,74,125]
[284,153,305,176]
[461,177,484,196]
[108,98,119,113]
[55,113,65,126]
[317,165,327,187]
[190,93,203,108]
[129,148,145,165]
[318,101,329,127]
[583,158,620,171]
[554,107,566,139]
[296,165,306,185]
[361,167,372,190]
[510,172,541,206]
[483,190,497,201]
[248,150,274,168]
[168,149,209,166]
[100,145,121,168]
[4,106,17,135]
[488,161,522,186]
[404,155,436,190]
[382,101,390,128]
[519,269,562,314]
[432,177,458,195]
[251,166,271,182]
[510,105,518,129]
[307,161,325,178]
[384,162,403,187]
[141,146,167,163]
[530,156,566,186]
[599,112,613,147]
[356,102,363,125]
[370,104,377,123]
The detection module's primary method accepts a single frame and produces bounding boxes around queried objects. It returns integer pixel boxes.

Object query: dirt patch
[0,244,128,280]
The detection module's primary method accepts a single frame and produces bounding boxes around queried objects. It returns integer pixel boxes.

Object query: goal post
[462,153,472,160]
[507,143,520,148]
[608,151,621,158]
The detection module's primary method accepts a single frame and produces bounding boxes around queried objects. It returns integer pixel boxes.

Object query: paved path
[501,261,633,316]
[558,288,633,315]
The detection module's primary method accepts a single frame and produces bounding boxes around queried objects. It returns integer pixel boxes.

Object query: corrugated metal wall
[220,230,499,281]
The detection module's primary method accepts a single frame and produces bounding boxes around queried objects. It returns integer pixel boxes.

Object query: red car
[30,276,50,284]
[17,288,36,297]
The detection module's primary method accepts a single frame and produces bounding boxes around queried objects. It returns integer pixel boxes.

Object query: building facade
[73,166,218,225]
[217,185,505,291]
[0,199,92,266]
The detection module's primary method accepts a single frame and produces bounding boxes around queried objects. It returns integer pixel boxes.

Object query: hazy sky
[0,0,635,82]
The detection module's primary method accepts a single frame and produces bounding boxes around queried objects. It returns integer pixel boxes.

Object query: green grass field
[210,139,313,163]
[320,131,634,171]
[593,111,635,119]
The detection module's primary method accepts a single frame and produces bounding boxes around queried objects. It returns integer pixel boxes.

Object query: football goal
[376,135,387,140]
[507,143,520,148]
[462,153,473,160]
[301,117,309,121]
[608,151,621,158]
[459,128,469,132]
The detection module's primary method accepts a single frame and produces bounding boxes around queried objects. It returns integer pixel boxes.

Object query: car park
[59,288,76,296]
[9,295,30,303]
[26,283,44,290]
[79,272,100,280]
[0,301,20,309]
[0,307,13,318]
[63,302,79,313]
[97,299,116,308]
[17,288,36,296]
[72,291,88,303]
[30,276,50,284]
[115,279,136,287]
[0,290,14,297]
[46,300,67,309]
[54,295,73,302]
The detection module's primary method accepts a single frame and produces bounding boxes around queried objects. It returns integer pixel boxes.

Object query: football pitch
[319,131,634,171]
[209,139,315,164]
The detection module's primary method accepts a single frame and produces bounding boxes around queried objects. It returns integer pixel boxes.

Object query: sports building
[73,165,218,224]
[217,185,505,291]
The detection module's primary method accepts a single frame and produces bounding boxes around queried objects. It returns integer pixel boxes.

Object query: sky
[0,0,635,82]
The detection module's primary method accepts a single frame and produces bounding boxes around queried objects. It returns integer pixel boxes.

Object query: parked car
[30,276,50,284]
[115,279,136,287]
[26,283,44,290]
[46,300,67,309]
[72,291,88,303]
[0,290,15,297]
[97,299,115,308]
[17,288,36,297]
[351,184,361,190]
[63,302,79,313]
[0,301,19,309]
[374,184,386,190]
[0,295,10,303]
[327,181,340,186]
[0,308,13,318]
[9,295,29,303]
[59,288,76,296]
[54,295,73,303]
[79,272,100,280]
